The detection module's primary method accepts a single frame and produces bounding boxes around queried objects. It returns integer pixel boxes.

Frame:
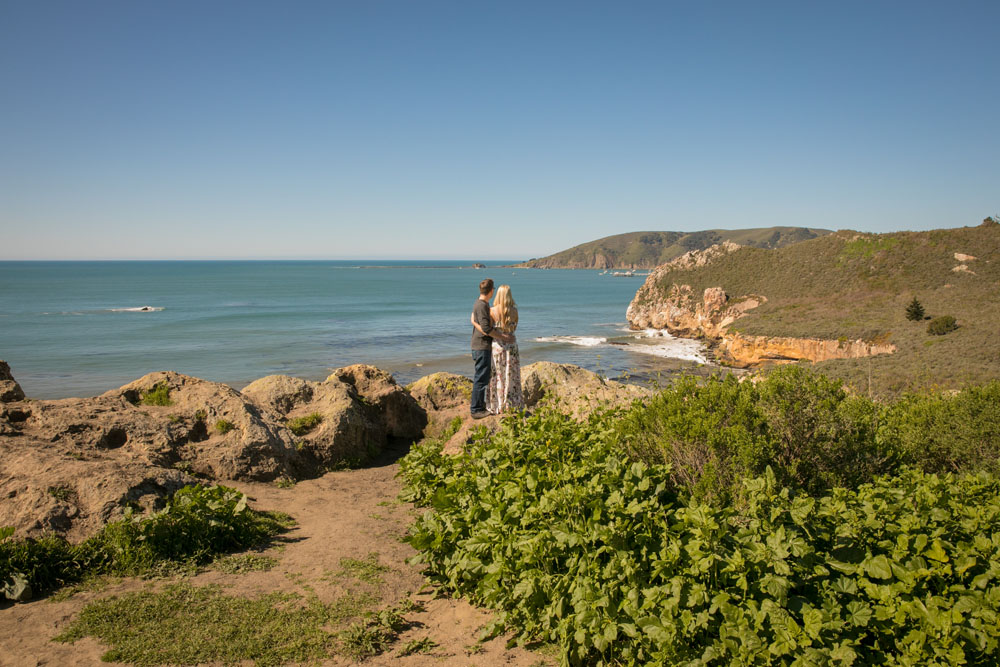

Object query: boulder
[407,372,473,412]
[521,362,650,416]
[242,373,388,471]
[0,360,25,402]
[330,364,427,440]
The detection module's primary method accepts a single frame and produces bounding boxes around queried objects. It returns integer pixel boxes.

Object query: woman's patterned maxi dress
[487,327,524,414]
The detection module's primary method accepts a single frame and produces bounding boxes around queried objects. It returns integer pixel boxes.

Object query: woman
[470,284,524,414]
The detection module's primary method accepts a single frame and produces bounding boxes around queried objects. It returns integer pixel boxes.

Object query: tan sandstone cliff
[626,245,896,367]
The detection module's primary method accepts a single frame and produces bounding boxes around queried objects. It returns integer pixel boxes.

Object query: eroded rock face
[626,245,897,368]
[242,367,426,470]
[0,360,25,402]
[627,283,764,338]
[105,371,298,482]
[719,333,896,366]
[331,364,426,440]
[0,447,197,542]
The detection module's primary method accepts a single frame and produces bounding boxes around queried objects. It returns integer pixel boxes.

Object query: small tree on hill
[905,297,925,321]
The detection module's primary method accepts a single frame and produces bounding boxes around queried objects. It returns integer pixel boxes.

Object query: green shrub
[882,381,1000,475]
[140,381,172,406]
[1,485,293,599]
[618,367,892,502]
[287,412,323,436]
[214,419,235,435]
[928,315,958,335]
[400,407,1000,666]
[905,296,925,321]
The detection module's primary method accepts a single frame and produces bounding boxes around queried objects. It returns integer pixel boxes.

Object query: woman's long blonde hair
[493,284,518,333]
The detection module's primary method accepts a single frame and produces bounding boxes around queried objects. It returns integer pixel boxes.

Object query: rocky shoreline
[0,359,648,542]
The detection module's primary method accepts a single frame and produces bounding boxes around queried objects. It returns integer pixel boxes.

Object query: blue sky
[1,1,997,260]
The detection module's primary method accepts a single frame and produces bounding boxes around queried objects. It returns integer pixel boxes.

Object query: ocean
[0,261,709,399]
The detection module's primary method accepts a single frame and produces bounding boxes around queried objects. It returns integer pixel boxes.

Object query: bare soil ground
[0,442,549,667]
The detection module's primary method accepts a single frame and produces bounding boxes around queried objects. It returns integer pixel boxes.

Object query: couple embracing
[469,278,525,419]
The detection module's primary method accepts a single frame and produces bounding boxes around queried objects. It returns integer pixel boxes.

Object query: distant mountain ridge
[515,227,832,269]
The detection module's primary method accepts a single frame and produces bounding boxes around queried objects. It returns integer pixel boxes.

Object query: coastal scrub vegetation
[1,485,293,600]
[927,315,958,336]
[400,367,1000,665]
[646,223,1000,396]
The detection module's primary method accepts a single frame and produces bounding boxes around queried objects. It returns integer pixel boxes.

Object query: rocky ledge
[626,244,896,367]
[0,360,645,541]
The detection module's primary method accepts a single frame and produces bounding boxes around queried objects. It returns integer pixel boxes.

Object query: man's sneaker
[471,411,489,420]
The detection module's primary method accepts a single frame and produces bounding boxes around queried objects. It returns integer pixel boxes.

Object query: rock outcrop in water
[626,245,897,367]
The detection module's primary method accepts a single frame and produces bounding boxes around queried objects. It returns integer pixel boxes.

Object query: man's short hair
[479,278,494,295]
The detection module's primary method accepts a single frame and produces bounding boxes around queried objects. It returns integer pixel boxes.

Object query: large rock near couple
[242,364,426,469]
[521,362,651,416]
[421,363,652,454]
[0,364,426,540]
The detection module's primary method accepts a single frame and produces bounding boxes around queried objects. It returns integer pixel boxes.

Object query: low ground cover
[1,484,293,600]
[400,368,1000,665]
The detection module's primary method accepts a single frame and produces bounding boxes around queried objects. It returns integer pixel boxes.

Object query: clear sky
[1,1,997,260]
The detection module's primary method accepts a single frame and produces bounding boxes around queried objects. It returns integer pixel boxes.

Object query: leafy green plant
[400,402,1000,666]
[399,637,438,656]
[287,412,323,436]
[1,485,294,600]
[140,381,173,406]
[214,419,235,434]
[928,314,958,335]
[441,415,464,441]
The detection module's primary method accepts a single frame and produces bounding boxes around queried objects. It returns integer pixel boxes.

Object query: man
[470,278,504,419]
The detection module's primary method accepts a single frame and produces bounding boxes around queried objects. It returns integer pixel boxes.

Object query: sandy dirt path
[0,443,549,667]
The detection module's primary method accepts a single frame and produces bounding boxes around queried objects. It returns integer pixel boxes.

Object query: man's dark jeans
[470,348,491,414]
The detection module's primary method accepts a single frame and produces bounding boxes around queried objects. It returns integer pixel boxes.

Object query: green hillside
[641,219,1000,395]
[517,227,831,268]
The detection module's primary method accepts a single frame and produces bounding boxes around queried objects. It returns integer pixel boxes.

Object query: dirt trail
[0,443,548,666]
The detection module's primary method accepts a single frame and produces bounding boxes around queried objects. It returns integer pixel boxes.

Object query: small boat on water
[611,270,636,277]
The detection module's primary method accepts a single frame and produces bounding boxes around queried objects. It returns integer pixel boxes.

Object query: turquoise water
[0,261,708,399]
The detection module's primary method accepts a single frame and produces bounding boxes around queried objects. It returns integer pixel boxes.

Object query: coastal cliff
[626,244,897,367]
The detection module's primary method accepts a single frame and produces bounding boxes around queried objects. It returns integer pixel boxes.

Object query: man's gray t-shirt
[471,299,493,351]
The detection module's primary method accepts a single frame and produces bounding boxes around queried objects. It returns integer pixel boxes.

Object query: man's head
[479,278,494,298]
